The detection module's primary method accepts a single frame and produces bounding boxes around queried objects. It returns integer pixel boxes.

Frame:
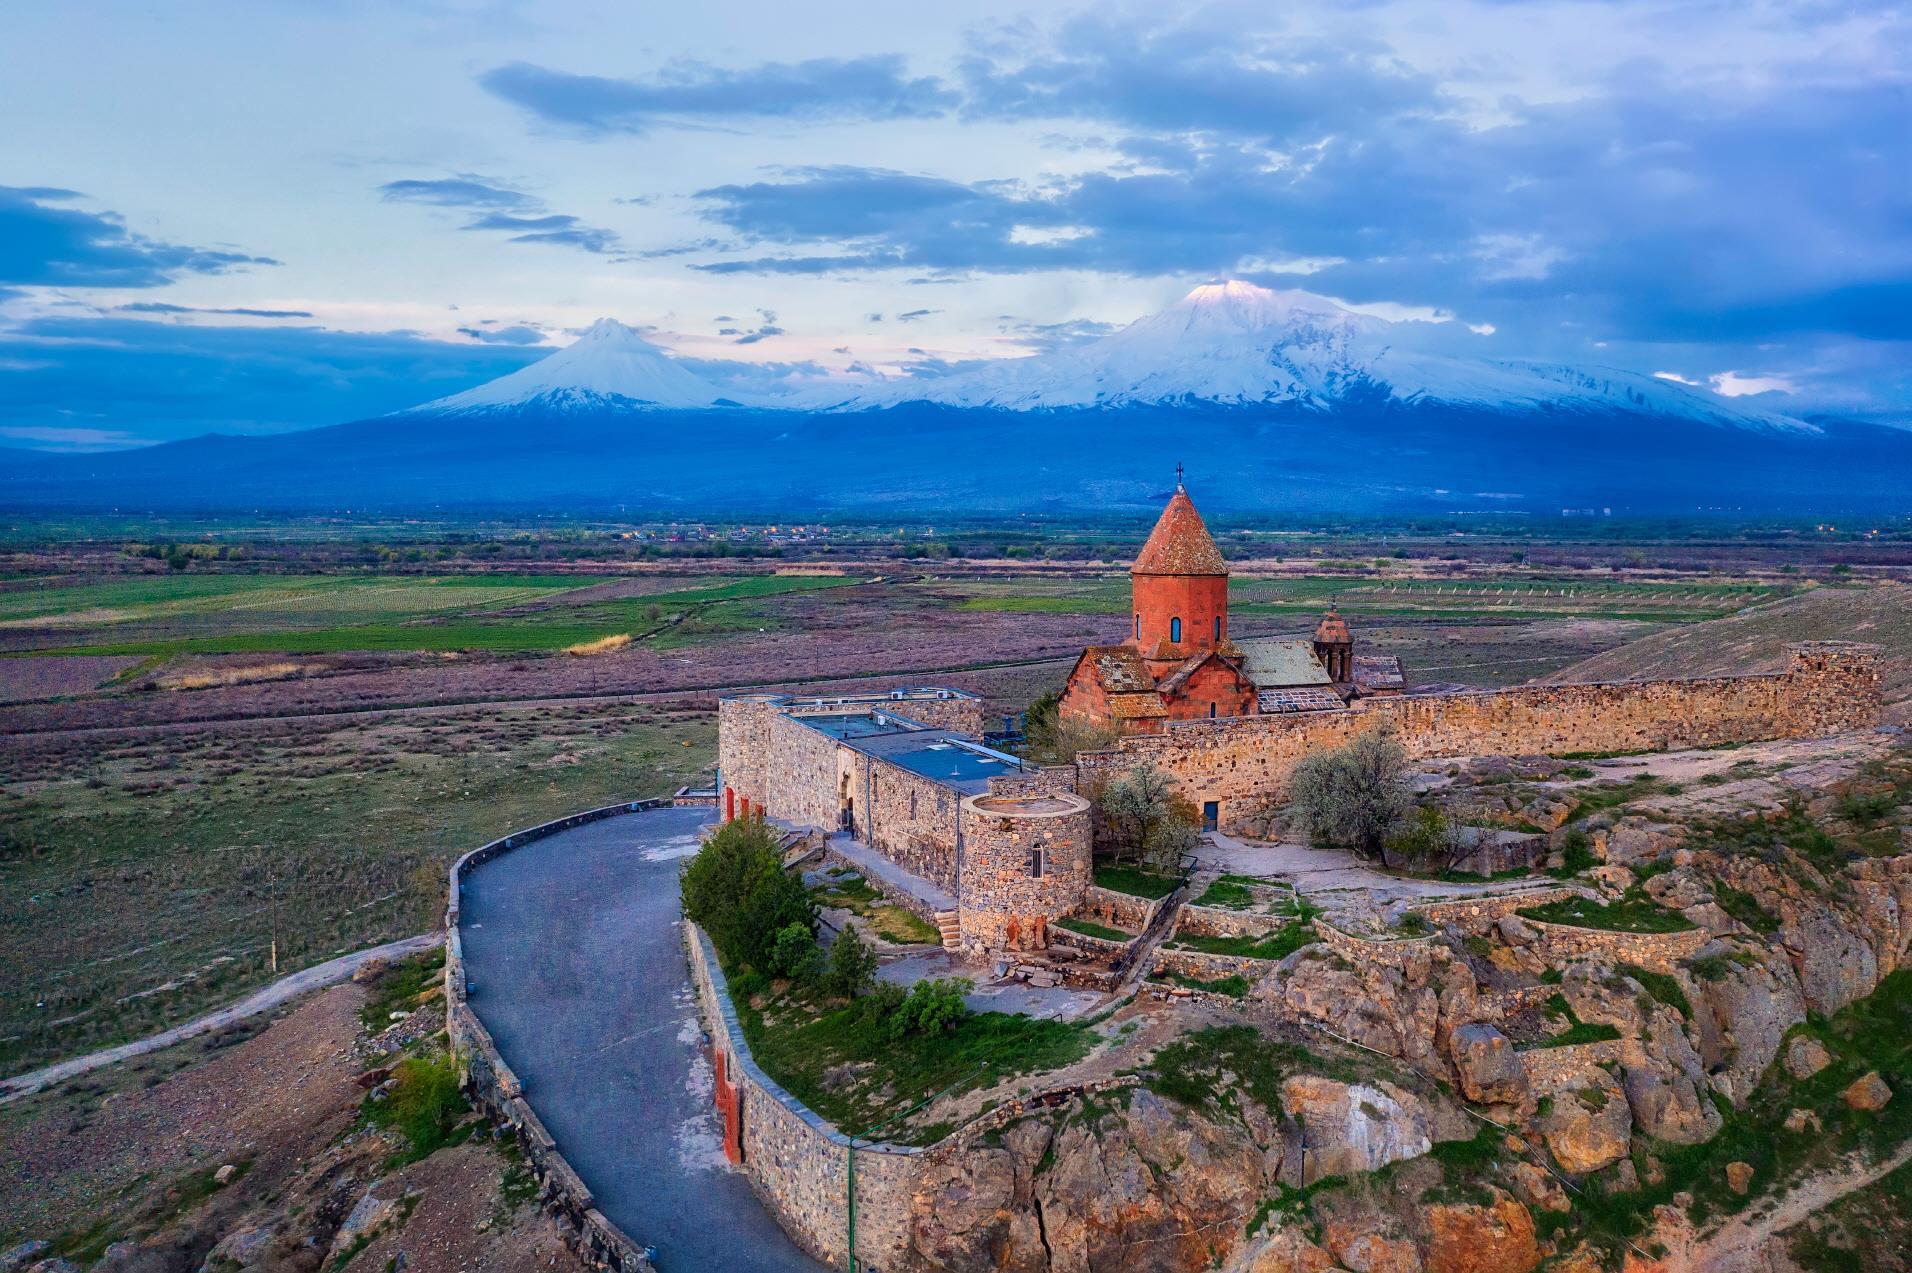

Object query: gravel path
[0,932,440,1104]
[1690,1141,1912,1272]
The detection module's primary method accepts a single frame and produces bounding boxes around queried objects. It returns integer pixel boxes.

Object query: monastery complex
[717,483,1883,961]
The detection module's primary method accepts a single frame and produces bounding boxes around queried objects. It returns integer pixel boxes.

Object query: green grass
[1055,916,1134,942]
[1620,963,1692,1018]
[1168,922,1315,961]
[942,573,1782,624]
[1518,889,1697,933]
[731,981,1094,1144]
[30,573,860,656]
[362,1053,472,1167]
[359,947,447,1032]
[1153,970,1252,997]
[1092,864,1185,899]
[808,873,941,944]
[1191,875,1298,912]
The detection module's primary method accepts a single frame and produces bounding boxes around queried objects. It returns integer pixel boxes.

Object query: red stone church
[1058,480,1403,737]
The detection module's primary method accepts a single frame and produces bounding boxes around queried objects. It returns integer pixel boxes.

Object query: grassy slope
[1541,584,1912,705]
[0,705,714,1074]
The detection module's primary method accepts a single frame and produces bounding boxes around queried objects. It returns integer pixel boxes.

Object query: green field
[7,573,860,656]
[0,704,717,1074]
[937,574,1786,623]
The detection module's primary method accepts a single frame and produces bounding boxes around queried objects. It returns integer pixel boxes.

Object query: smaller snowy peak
[415,317,728,413]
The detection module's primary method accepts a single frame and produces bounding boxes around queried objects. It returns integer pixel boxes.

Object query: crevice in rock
[1032,1190,1053,1270]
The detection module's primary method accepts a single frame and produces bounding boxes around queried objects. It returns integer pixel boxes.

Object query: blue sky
[1,0,1907,449]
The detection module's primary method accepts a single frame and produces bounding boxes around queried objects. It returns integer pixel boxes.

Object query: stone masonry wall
[684,922,928,1269]
[866,760,962,893]
[1416,889,1581,936]
[1076,884,1161,933]
[1524,919,1712,974]
[1076,642,1882,829]
[1176,903,1290,941]
[957,793,1093,952]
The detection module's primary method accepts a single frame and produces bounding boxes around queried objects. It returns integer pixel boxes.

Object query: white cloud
[1653,370,1701,386]
[1711,370,1798,397]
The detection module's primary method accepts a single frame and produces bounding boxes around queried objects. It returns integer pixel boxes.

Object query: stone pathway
[1195,832,1560,905]
[823,831,959,912]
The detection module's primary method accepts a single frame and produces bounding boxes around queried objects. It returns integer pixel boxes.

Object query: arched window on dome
[1170,617,1182,642]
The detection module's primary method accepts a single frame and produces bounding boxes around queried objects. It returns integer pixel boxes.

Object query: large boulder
[1844,1072,1893,1111]
[1560,965,1648,1034]
[1600,818,1684,867]
[1449,1025,1529,1107]
[1686,941,1807,1103]
[908,1135,1049,1272]
[1324,1220,1422,1273]
[1625,1003,1721,1143]
[1780,902,1879,1015]
[1281,1076,1433,1183]
[1033,1088,1267,1272]
[1538,1069,1632,1173]
[1421,1193,1539,1273]
[1783,1036,1832,1080]
[1267,949,1479,1080]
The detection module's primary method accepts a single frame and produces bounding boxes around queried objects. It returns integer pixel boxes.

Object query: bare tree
[1286,729,1414,865]
[1097,762,1200,870]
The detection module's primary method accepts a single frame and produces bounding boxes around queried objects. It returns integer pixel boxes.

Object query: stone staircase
[933,909,961,951]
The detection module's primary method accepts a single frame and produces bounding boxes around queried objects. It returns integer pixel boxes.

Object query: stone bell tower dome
[1128,468,1228,676]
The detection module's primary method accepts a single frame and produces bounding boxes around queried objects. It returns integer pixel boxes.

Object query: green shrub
[365,1054,468,1164]
[1621,964,1692,1017]
[824,926,878,999]
[886,977,974,1040]
[771,921,823,982]
[682,817,815,971]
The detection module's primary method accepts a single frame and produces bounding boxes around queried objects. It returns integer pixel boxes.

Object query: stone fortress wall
[1075,642,1882,831]
[956,791,1093,951]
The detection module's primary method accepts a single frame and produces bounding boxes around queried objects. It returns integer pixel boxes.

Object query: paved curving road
[457,807,821,1272]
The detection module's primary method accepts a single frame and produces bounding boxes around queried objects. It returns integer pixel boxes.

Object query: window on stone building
[910,790,917,818]
[1209,702,1217,718]
[1170,617,1182,642]
[1134,613,1141,638]
[1214,615,1222,640]
[1028,847,1046,878]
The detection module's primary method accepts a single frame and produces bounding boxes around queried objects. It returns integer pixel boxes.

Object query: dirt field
[0,979,582,1271]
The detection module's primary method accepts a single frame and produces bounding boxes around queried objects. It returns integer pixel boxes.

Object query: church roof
[1132,486,1226,576]
[1073,645,1169,720]
[1081,644,1156,693]
[1232,637,1332,688]
[1314,606,1352,645]
[1354,654,1406,694]
[1155,649,1253,697]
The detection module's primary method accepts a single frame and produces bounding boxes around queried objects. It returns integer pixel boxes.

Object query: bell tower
[1128,467,1229,676]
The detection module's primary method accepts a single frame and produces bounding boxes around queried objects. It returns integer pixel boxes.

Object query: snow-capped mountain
[399,285,1808,436]
[840,281,1813,432]
[415,318,729,413]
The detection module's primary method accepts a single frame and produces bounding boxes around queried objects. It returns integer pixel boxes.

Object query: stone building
[717,688,1091,957]
[1057,480,1403,735]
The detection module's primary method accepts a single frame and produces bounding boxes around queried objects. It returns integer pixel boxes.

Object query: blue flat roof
[886,741,1018,788]
[791,711,922,740]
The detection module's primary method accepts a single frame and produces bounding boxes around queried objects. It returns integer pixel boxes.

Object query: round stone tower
[957,791,1092,955]
[1128,478,1229,677]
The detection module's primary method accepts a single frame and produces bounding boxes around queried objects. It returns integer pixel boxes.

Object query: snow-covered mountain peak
[1157,280,1378,336]
[414,316,726,413]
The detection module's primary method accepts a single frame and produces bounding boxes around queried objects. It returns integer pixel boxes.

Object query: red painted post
[724,786,735,821]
